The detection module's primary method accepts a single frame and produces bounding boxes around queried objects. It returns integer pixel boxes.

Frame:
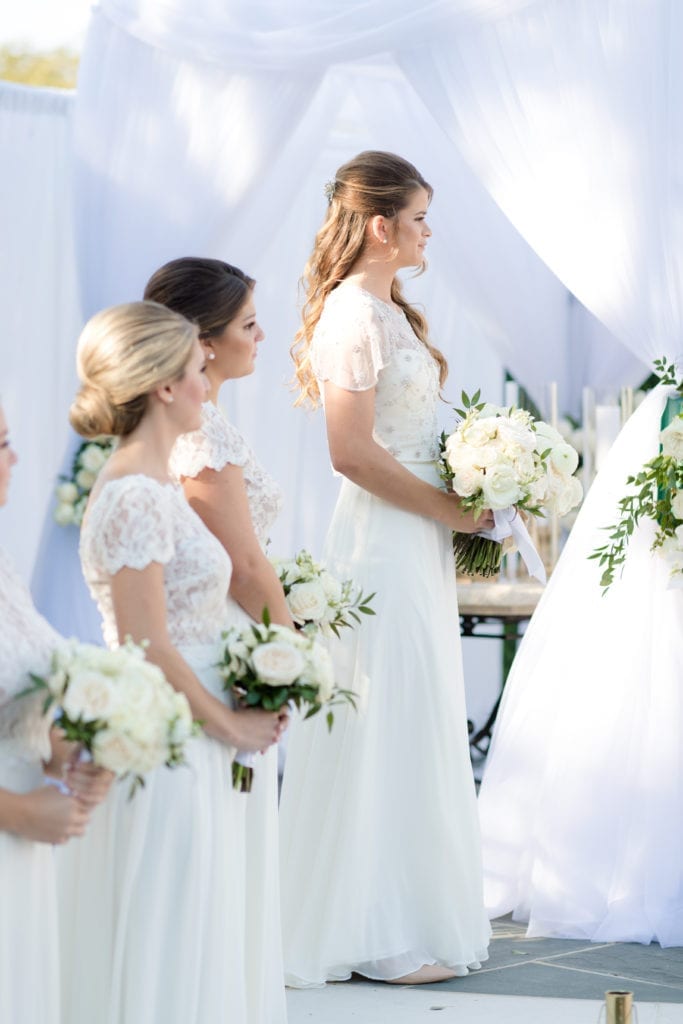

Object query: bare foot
[384,965,460,985]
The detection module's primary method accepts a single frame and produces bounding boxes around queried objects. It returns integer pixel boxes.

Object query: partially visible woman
[0,404,110,1024]
[145,257,289,1024]
[280,151,492,987]
[60,301,282,1024]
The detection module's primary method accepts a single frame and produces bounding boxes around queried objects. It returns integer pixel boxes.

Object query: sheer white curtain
[26,0,655,641]
[0,82,81,581]
[401,0,683,367]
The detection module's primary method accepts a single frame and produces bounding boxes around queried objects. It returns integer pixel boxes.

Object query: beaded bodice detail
[170,402,283,548]
[0,548,57,761]
[311,283,441,462]
[80,476,232,649]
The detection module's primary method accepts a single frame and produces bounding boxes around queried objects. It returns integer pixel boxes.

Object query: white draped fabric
[401,0,683,366]
[4,0,661,636]
[0,83,81,580]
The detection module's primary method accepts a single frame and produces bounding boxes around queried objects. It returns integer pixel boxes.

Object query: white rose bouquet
[54,437,115,527]
[590,358,683,591]
[440,389,583,577]
[218,610,357,791]
[21,638,197,797]
[271,549,375,637]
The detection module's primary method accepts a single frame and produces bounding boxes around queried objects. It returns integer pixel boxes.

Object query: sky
[1,0,92,49]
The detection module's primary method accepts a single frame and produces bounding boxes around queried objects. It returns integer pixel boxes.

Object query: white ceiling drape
[401,0,683,366]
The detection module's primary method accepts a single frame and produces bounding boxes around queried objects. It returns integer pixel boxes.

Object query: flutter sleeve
[88,477,176,575]
[310,288,393,391]
[169,402,249,480]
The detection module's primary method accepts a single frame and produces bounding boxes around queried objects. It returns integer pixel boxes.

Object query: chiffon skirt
[59,645,248,1024]
[279,463,491,986]
[478,388,683,946]
[0,753,59,1024]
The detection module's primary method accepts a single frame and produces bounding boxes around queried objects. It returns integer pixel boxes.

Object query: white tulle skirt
[279,463,491,986]
[0,754,59,1024]
[478,387,683,946]
[59,645,248,1024]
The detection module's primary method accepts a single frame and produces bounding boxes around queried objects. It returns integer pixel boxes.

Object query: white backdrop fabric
[402,0,683,367]
[0,83,81,580]
[4,0,665,647]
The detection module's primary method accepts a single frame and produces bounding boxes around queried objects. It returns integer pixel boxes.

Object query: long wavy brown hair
[291,151,448,407]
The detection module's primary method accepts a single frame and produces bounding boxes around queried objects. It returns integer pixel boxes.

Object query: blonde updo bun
[70,301,198,439]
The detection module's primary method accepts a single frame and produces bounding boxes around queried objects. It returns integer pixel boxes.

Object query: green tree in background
[0,46,79,89]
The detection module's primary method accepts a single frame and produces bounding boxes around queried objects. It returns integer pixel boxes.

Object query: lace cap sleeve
[170,402,249,480]
[86,477,176,576]
[311,287,393,391]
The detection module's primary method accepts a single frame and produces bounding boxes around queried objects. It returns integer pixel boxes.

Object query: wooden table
[456,579,544,757]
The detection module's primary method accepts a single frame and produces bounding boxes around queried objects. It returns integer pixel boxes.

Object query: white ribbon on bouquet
[477,507,547,584]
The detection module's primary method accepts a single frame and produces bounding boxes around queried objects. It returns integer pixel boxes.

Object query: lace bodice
[80,475,233,649]
[0,548,57,762]
[311,283,441,462]
[170,402,283,547]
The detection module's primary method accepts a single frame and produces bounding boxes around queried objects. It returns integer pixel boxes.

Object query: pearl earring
[383,238,388,244]
[207,351,216,360]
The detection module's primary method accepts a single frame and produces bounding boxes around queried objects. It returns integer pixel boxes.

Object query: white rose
[534,420,564,449]
[169,692,194,744]
[228,639,251,661]
[320,570,343,603]
[527,474,549,505]
[461,418,498,448]
[91,728,139,775]
[47,668,68,699]
[54,502,76,526]
[251,642,304,686]
[510,408,534,428]
[496,417,537,453]
[452,465,484,498]
[548,442,579,477]
[303,642,335,703]
[63,670,119,723]
[672,491,683,521]
[446,437,498,472]
[481,464,522,510]
[661,417,683,461]
[75,468,96,491]
[80,444,109,473]
[73,497,88,526]
[56,481,79,504]
[512,451,539,484]
[286,580,329,624]
[545,472,583,516]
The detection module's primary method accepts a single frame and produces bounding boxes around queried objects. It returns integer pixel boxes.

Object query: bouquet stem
[232,760,254,793]
[453,534,502,578]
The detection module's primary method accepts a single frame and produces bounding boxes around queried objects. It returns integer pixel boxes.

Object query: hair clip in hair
[323,179,337,203]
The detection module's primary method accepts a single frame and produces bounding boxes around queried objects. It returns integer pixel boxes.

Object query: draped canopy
[4,0,681,606]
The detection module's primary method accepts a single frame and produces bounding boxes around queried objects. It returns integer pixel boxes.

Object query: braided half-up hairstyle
[291,150,448,407]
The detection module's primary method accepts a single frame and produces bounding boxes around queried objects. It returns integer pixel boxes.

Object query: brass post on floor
[605,990,633,1024]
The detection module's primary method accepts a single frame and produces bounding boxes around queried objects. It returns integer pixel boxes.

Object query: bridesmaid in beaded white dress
[280,152,492,986]
[146,258,290,1024]
[0,404,111,1024]
[62,302,283,1024]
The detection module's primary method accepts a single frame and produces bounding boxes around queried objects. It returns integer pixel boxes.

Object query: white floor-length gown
[171,401,287,1024]
[279,282,491,986]
[0,547,61,1024]
[478,387,683,946]
[61,475,248,1024]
